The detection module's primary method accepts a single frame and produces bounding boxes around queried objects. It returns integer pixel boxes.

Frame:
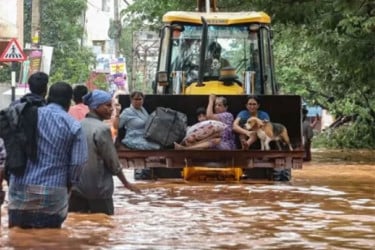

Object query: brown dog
[244,117,293,151]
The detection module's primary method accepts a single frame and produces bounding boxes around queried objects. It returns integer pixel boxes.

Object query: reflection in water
[1,150,374,249]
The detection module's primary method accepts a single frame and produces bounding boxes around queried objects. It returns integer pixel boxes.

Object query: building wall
[1,0,129,59]
[0,0,24,58]
[0,0,23,43]
[84,0,127,56]
[85,0,111,51]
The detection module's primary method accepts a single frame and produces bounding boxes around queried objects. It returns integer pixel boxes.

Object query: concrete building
[84,0,128,56]
[0,0,129,108]
[0,0,129,61]
[0,0,24,47]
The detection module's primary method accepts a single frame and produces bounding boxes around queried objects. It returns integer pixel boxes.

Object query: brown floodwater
[1,149,374,250]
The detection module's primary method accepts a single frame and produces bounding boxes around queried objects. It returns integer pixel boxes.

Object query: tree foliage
[268,0,375,148]
[22,0,95,84]
[121,0,193,30]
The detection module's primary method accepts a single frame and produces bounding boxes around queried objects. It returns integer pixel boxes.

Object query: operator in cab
[204,41,231,77]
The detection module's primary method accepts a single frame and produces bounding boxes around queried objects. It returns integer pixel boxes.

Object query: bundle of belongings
[182,120,227,146]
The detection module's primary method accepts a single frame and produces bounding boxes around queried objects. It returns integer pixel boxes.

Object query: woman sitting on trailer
[233,95,270,150]
[174,94,235,150]
[118,91,161,150]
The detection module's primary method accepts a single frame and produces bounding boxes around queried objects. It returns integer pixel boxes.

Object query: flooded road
[1,149,374,249]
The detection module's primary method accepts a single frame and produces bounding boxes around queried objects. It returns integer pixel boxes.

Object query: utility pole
[113,0,119,58]
[31,0,41,47]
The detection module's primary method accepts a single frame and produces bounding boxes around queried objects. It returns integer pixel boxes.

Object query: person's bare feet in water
[174,142,185,149]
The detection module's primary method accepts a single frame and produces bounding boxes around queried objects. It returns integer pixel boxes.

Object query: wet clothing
[236,110,270,127]
[119,105,161,150]
[68,190,114,215]
[214,112,235,150]
[68,103,89,121]
[69,112,121,215]
[8,210,66,229]
[8,103,88,228]
[8,184,68,228]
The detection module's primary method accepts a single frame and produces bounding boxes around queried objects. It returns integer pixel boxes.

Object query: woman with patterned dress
[174,95,235,150]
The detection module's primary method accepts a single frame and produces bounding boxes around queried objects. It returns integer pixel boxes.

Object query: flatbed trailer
[118,148,303,180]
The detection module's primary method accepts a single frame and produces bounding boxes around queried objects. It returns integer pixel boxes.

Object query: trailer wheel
[273,168,291,182]
[134,168,152,180]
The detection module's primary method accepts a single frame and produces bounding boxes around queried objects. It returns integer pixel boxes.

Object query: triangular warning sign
[0,38,26,62]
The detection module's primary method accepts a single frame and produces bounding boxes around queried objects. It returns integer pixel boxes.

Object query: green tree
[260,0,375,148]
[23,0,95,84]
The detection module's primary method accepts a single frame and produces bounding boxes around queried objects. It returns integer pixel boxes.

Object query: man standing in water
[7,82,88,228]
[69,90,139,215]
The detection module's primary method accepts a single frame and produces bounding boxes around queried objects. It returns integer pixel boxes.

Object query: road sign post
[0,39,27,101]
[11,63,17,101]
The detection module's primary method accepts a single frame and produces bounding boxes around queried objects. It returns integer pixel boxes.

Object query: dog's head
[244,117,264,131]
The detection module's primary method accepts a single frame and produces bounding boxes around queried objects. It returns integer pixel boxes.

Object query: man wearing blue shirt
[7,82,88,229]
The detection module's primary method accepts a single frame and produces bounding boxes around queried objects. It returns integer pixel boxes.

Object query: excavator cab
[155,11,277,96]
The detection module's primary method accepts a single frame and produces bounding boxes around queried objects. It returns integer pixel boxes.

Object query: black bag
[0,107,28,177]
[0,97,44,178]
[144,107,187,147]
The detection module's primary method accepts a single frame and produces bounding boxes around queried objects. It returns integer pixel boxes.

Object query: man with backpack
[6,82,88,228]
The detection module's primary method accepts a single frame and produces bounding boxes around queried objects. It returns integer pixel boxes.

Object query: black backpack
[0,98,44,177]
